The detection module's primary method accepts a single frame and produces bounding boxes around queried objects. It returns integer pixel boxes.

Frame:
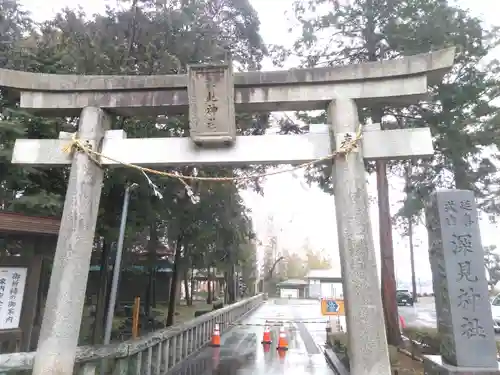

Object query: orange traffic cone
[261,323,272,344]
[276,326,288,351]
[211,324,221,347]
[277,348,286,360]
[399,315,406,331]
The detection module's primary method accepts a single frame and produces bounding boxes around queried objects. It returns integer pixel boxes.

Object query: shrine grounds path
[166,298,333,375]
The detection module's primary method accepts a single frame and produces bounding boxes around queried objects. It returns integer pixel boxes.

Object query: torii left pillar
[32,107,110,375]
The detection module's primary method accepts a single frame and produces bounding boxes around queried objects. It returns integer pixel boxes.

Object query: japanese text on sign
[204,79,218,130]
[195,70,223,132]
[0,267,27,330]
[443,199,475,228]
[443,198,485,339]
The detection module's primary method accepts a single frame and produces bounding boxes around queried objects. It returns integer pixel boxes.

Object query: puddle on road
[212,350,256,375]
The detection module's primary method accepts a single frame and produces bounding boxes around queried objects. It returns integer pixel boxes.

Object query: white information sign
[0,267,27,330]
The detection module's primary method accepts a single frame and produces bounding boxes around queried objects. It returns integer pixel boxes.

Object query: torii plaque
[187,63,236,145]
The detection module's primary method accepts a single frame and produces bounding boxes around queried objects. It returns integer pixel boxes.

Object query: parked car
[396,289,414,306]
[491,294,500,332]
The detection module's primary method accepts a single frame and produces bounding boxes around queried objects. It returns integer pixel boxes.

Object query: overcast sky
[20,0,500,283]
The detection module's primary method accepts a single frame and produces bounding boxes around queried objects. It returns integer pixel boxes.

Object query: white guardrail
[0,294,265,375]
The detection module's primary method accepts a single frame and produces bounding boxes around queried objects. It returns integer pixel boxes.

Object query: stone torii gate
[2,48,454,375]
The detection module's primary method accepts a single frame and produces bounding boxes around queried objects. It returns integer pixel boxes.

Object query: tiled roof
[277,279,308,286]
[0,212,60,235]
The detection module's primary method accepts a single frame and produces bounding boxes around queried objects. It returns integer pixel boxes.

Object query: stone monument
[425,189,500,374]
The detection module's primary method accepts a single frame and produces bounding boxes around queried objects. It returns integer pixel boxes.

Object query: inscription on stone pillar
[187,64,236,146]
[425,189,497,369]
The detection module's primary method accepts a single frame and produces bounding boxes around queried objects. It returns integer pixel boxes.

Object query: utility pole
[103,183,138,346]
[404,161,418,303]
[408,215,417,303]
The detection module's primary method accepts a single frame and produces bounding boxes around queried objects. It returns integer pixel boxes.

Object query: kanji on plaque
[0,267,27,330]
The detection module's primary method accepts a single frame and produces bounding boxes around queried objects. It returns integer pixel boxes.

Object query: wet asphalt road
[165,297,449,375]
[167,298,333,375]
[398,297,437,329]
[398,296,500,338]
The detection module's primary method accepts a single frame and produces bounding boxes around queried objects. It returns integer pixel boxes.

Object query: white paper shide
[0,267,27,330]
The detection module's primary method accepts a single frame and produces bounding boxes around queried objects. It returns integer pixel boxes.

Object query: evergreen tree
[0,0,265,339]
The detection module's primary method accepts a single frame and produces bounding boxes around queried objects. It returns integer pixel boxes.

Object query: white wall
[280,288,299,298]
[308,283,321,298]
[307,280,344,298]
[320,282,343,298]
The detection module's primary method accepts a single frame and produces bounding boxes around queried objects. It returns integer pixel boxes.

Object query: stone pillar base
[424,355,500,375]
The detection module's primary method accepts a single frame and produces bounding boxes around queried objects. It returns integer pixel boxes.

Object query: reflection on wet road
[398,297,437,329]
[168,299,333,375]
[398,296,500,338]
